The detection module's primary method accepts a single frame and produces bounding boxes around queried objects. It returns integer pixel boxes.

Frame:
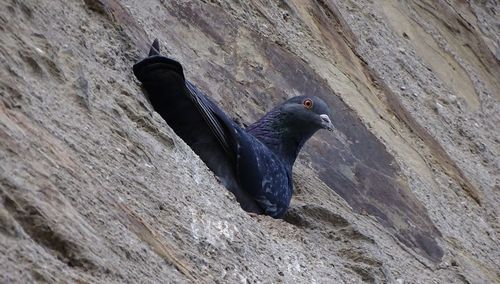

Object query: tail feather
[148,38,160,56]
[133,38,236,163]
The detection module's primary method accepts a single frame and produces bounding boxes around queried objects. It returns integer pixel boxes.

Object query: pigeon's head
[247,95,333,164]
[279,95,334,133]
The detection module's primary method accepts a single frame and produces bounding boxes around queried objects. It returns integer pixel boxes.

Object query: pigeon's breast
[235,128,293,218]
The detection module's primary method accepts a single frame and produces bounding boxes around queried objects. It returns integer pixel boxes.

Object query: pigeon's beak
[320,114,334,131]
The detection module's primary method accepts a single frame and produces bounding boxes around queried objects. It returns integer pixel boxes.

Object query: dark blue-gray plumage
[133,40,333,218]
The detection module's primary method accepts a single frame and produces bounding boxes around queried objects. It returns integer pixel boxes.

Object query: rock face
[1,0,498,283]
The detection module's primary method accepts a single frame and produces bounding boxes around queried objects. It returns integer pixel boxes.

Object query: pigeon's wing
[184,82,232,155]
[234,129,293,218]
[133,42,237,185]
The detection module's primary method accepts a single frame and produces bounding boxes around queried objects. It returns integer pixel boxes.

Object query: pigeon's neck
[246,110,313,168]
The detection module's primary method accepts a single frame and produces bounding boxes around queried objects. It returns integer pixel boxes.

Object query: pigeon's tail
[133,40,233,154]
[133,43,185,81]
[148,39,160,56]
[133,39,239,185]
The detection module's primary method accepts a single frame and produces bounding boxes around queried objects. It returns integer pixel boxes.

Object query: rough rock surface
[1,0,498,283]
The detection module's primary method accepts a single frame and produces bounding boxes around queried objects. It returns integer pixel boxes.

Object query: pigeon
[133,39,333,218]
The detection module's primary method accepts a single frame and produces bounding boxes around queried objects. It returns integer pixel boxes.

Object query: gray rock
[1,0,498,283]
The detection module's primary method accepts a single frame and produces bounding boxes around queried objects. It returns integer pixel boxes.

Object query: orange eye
[303,99,313,109]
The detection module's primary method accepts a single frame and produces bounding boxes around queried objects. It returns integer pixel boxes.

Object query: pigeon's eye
[303,99,313,109]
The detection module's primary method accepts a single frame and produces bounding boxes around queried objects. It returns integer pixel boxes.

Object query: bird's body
[133,40,333,218]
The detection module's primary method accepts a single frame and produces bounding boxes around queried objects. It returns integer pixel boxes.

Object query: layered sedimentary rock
[1,0,498,283]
